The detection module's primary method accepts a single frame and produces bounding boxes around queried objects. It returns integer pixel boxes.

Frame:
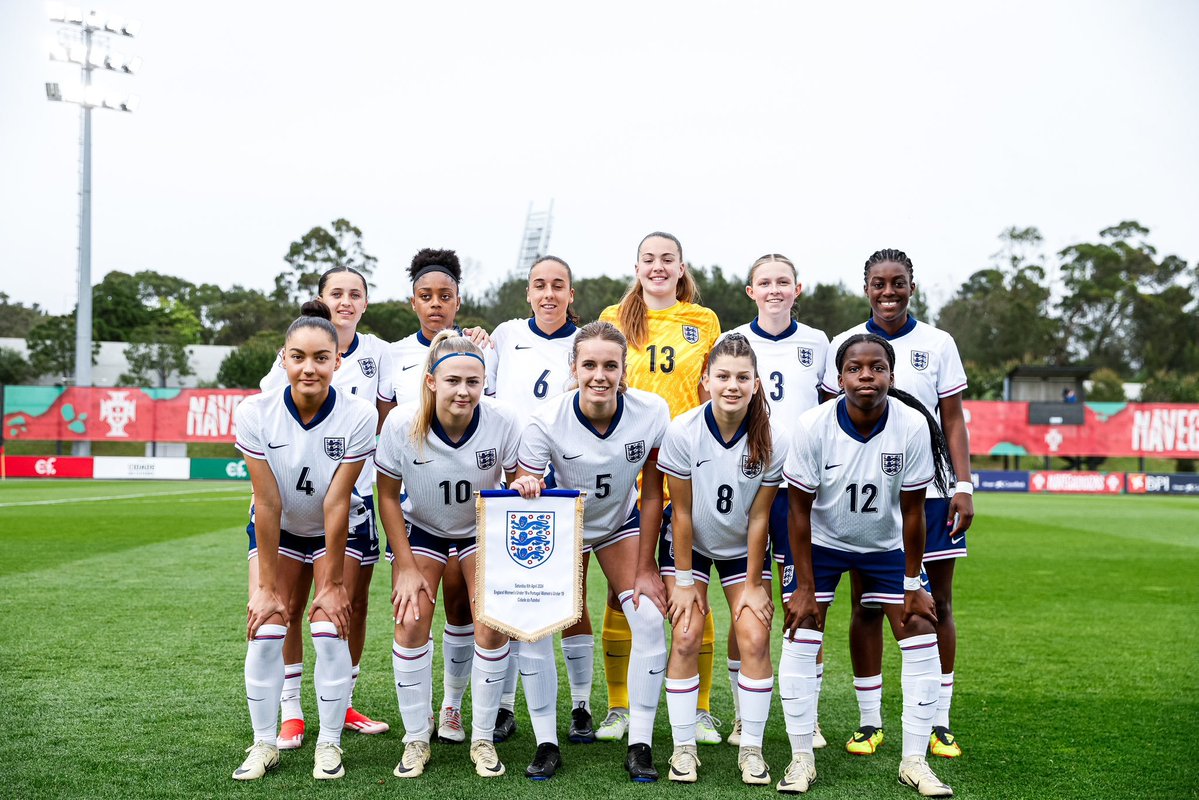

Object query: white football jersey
[375,399,520,540]
[784,396,935,554]
[235,387,378,537]
[730,318,829,430]
[389,330,438,407]
[518,388,670,543]
[485,318,577,412]
[657,403,787,560]
[260,331,392,494]
[822,318,967,420]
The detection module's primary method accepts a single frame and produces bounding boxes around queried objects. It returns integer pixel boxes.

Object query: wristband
[954,480,974,496]
[673,570,695,587]
[903,576,922,592]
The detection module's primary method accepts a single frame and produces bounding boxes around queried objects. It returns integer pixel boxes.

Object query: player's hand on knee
[633,567,668,616]
[247,588,289,640]
[783,591,819,640]
[311,582,352,638]
[392,569,434,625]
[735,584,773,627]
[902,587,938,626]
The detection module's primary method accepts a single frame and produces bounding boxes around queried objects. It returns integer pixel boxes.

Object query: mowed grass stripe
[0,489,1196,798]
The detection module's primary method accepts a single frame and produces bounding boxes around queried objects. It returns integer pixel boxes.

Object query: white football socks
[936,671,955,728]
[900,633,942,758]
[561,634,594,714]
[393,640,433,743]
[280,661,303,722]
[620,591,667,746]
[246,624,286,743]
[441,623,473,709]
[854,673,884,729]
[779,630,822,755]
[310,621,352,746]
[727,658,742,718]
[471,643,510,742]
[664,675,700,747]
[519,636,559,745]
[737,673,773,748]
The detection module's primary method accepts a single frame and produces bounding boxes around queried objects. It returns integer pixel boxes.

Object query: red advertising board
[3,455,95,478]
[963,401,1199,458]
[1028,471,1125,494]
[3,386,257,444]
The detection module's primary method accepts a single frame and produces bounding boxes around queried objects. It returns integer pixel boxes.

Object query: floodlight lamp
[45,82,63,101]
[123,56,142,74]
[119,94,139,112]
[104,16,123,33]
[86,11,102,29]
[121,19,140,37]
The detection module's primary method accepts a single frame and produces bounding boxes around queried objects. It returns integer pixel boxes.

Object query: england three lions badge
[507,511,554,569]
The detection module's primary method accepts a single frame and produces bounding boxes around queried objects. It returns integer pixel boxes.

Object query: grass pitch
[0,481,1196,799]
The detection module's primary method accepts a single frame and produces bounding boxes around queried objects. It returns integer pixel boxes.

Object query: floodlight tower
[516,200,555,272]
[45,4,140,456]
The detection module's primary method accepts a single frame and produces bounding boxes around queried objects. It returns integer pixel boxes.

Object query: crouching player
[779,333,955,797]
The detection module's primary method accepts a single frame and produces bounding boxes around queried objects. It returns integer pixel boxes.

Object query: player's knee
[851,602,884,627]
[670,622,703,657]
[902,616,936,638]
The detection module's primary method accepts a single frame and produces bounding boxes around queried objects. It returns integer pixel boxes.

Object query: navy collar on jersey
[284,385,337,431]
[865,315,918,340]
[432,405,481,448]
[836,395,890,443]
[573,391,624,440]
[416,326,463,348]
[340,333,360,358]
[528,317,578,340]
[704,403,749,449]
[749,318,798,341]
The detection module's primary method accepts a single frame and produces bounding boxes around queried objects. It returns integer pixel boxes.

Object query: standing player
[725,254,829,749]
[483,255,582,742]
[513,321,672,781]
[779,333,954,796]
[388,249,492,745]
[233,302,378,782]
[822,250,974,758]
[598,231,724,745]
[256,266,395,749]
[375,331,541,781]
[655,333,786,785]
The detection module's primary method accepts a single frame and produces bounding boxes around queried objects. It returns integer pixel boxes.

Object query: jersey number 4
[296,467,315,496]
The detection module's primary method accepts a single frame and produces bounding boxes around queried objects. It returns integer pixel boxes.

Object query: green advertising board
[190,457,250,481]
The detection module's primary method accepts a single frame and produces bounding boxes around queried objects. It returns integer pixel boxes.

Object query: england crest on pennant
[682,325,700,344]
[476,448,498,470]
[741,454,763,479]
[358,357,377,378]
[507,511,554,569]
[798,347,814,368]
[324,437,346,460]
[625,440,646,463]
[911,350,929,371]
[881,452,903,476]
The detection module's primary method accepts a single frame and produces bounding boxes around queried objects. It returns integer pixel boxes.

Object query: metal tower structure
[516,200,554,272]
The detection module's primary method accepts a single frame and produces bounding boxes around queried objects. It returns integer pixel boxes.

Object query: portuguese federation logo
[324,437,346,460]
[507,511,554,569]
[882,452,904,476]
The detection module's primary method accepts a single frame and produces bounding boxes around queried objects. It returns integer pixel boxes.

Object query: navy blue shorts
[812,544,906,606]
[658,535,772,589]
[248,500,375,565]
[585,507,640,555]
[246,524,327,564]
[767,491,798,601]
[923,496,967,561]
[406,523,477,564]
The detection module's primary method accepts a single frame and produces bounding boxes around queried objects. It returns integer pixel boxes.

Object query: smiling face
[636,235,685,303]
[425,355,484,425]
[865,260,915,326]
[320,272,367,336]
[747,261,800,317]
[703,353,759,417]
[284,325,340,401]
[573,338,625,410]
[527,259,574,330]
[838,341,893,412]
[411,272,462,336]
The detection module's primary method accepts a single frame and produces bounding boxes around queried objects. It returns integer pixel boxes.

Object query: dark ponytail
[286,299,338,349]
[835,333,951,495]
[707,333,772,471]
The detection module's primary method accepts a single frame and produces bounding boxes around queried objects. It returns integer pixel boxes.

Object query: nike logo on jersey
[695,459,711,467]
[824,462,841,470]
[515,345,533,350]
[950,535,965,545]
[564,453,583,460]
[267,442,288,449]
[413,459,434,465]
[402,364,419,371]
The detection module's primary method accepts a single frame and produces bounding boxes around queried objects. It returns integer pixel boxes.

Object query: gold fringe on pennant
[473,491,587,643]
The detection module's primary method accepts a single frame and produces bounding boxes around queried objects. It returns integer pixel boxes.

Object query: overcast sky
[2,0,1196,318]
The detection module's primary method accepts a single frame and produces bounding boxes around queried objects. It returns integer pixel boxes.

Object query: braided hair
[863,248,914,284]
[834,333,951,496]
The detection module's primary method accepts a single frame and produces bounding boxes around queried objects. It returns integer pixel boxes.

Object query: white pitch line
[0,486,246,508]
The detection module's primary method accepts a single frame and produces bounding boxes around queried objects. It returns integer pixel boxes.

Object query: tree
[92,271,157,342]
[1056,221,1190,375]
[570,276,627,325]
[200,284,293,346]
[358,301,420,342]
[274,219,377,305]
[0,293,46,338]
[936,227,1057,366]
[0,347,33,385]
[691,265,755,331]
[217,331,282,388]
[1139,371,1199,403]
[795,282,870,339]
[25,314,97,381]
[1086,368,1126,402]
[118,301,201,387]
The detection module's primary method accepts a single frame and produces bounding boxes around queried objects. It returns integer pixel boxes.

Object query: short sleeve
[374,346,396,404]
[499,406,520,472]
[234,396,265,459]
[813,332,831,391]
[937,335,968,398]
[650,396,671,448]
[656,417,692,480]
[517,414,553,475]
[902,411,935,491]
[783,416,820,493]
[762,424,788,487]
[599,305,620,326]
[374,413,406,481]
[343,402,379,463]
[701,309,722,351]
[820,334,841,395]
[259,354,287,392]
[484,324,503,397]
